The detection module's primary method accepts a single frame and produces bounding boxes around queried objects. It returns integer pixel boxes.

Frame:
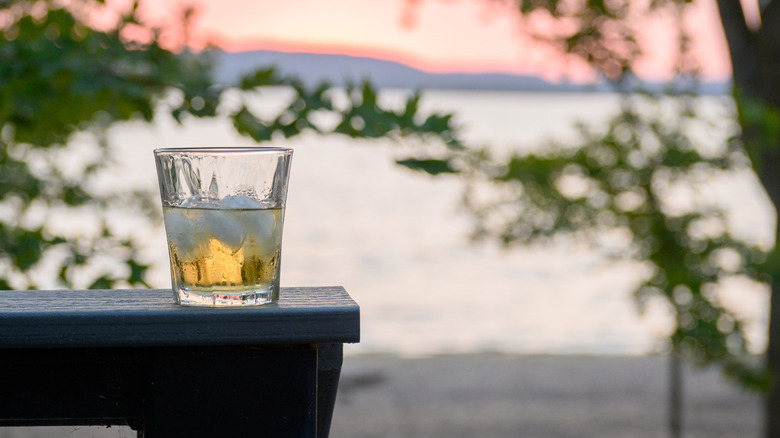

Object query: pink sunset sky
[138,0,734,82]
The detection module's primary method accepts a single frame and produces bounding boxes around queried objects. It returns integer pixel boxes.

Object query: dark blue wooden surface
[0,286,360,348]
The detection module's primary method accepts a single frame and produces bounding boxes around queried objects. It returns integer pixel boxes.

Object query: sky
[137,0,733,82]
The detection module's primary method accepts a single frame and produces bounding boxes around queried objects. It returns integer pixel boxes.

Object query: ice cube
[163,208,199,257]
[241,208,278,249]
[220,195,265,209]
[193,209,246,253]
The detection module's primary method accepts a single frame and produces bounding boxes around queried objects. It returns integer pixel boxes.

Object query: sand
[0,354,762,438]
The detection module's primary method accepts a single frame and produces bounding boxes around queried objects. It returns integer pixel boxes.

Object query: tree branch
[758,0,780,107]
[716,0,761,97]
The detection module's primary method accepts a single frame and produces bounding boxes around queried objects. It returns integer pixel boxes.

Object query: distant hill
[213,49,730,94]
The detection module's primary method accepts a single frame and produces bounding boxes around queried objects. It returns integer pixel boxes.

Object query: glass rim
[154,146,293,156]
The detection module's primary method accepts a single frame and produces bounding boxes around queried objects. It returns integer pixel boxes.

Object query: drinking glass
[154,147,293,306]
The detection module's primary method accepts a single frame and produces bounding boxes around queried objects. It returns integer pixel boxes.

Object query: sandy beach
[0,354,762,438]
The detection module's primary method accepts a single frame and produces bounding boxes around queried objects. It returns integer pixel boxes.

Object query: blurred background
[1,0,777,436]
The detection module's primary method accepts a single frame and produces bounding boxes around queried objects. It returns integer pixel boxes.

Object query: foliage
[0,0,216,289]
[0,0,455,290]
[451,94,769,389]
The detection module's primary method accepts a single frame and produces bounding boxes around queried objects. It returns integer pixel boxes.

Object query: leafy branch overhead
[232,69,464,168]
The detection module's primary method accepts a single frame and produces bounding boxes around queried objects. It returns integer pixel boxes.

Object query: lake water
[103,90,771,357]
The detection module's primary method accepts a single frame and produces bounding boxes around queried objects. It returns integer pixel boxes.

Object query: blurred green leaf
[88,276,112,290]
[232,106,273,142]
[396,158,457,175]
[126,257,151,287]
[10,228,44,271]
[239,68,280,90]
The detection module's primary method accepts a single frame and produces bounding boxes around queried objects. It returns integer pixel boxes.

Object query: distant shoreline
[213,49,731,95]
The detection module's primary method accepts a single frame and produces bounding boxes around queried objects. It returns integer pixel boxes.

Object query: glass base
[174,287,278,307]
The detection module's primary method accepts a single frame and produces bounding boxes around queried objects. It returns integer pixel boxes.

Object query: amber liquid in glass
[162,204,284,306]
